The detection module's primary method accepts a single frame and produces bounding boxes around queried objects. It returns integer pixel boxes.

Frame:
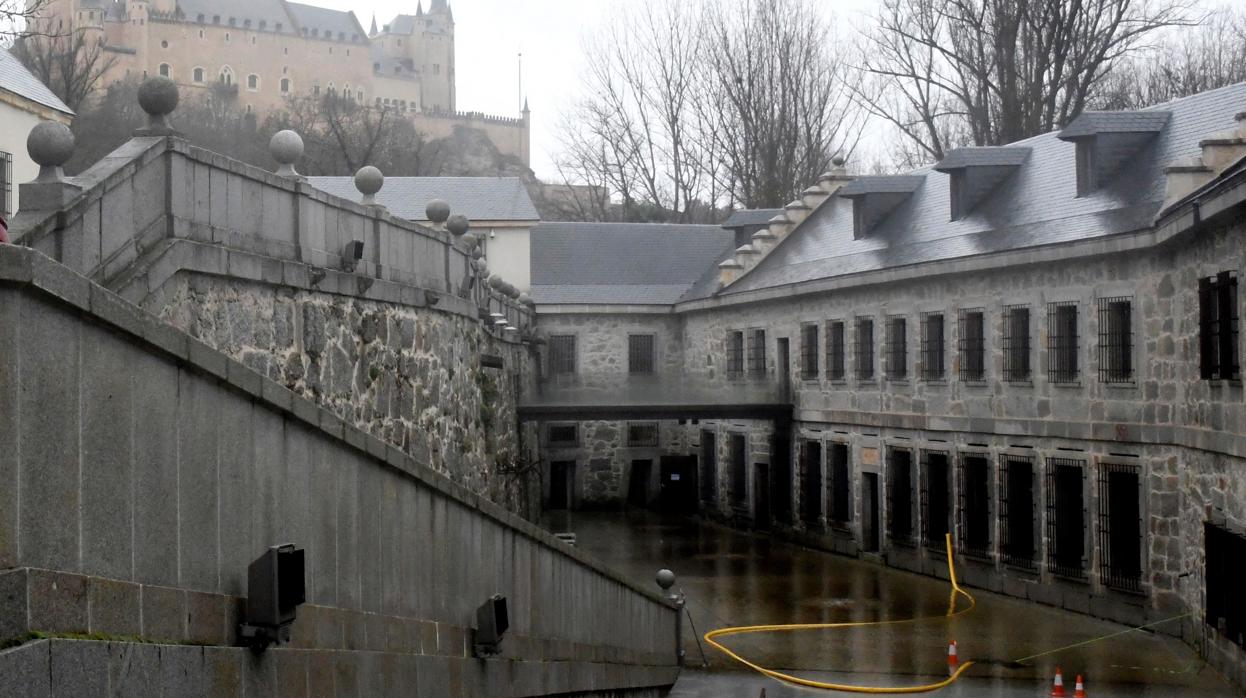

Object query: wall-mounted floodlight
[238,544,306,652]
[472,594,509,657]
[341,240,365,272]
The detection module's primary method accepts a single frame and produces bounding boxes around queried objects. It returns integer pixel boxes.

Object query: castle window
[374,62,380,71]
[1047,301,1079,383]
[800,323,818,380]
[921,312,945,381]
[228,17,235,26]
[1000,454,1037,570]
[397,38,402,46]
[212,14,219,23]
[328,47,333,54]
[198,29,204,38]
[548,335,576,375]
[158,63,170,77]
[627,423,659,448]
[192,67,204,82]
[826,320,845,381]
[828,442,851,526]
[729,434,747,505]
[921,451,951,550]
[219,67,234,85]
[357,90,363,101]
[1002,305,1031,381]
[280,78,290,93]
[338,31,345,41]
[855,316,874,381]
[887,447,915,546]
[885,315,906,380]
[225,33,230,42]
[726,330,744,378]
[247,74,258,90]
[346,49,350,56]
[957,453,992,559]
[1199,271,1240,381]
[243,19,250,28]
[699,431,717,504]
[259,20,266,30]
[1098,462,1142,592]
[1206,523,1246,647]
[799,440,823,525]
[546,424,577,446]
[284,47,288,55]
[958,309,986,381]
[1098,297,1133,383]
[747,329,766,379]
[196,13,204,22]
[161,40,168,48]
[1046,457,1087,580]
[251,36,256,44]
[627,334,655,375]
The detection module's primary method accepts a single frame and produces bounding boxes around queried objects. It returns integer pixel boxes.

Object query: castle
[28,0,531,164]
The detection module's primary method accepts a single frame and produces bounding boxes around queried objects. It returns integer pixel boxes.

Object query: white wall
[0,100,60,216]
[482,225,532,293]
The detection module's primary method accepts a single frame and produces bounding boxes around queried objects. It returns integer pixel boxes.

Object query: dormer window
[837,176,924,240]
[1058,111,1171,197]
[934,147,1030,221]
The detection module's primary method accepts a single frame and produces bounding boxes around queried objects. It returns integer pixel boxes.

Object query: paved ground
[542,510,1241,697]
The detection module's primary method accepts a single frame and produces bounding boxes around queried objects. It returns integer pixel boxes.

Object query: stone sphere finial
[354,165,384,208]
[135,76,180,135]
[655,569,676,591]
[471,257,487,273]
[425,199,450,224]
[488,275,505,290]
[832,156,845,167]
[446,213,470,237]
[460,231,479,249]
[471,246,484,260]
[517,292,533,306]
[27,121,75,182]
[269,130,304,179]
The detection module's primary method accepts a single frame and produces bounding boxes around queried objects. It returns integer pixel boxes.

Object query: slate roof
[382,13,417,34]
[722,208,783,228]
[837,175,925,197]
[1058,111,1173,140]
[287,2,364,41]
[0,49,73,116]
[307,176,540,222]
[704,82,1246,299]
[176,0,295,33]
[530,222,736,305]
[934,147,1031,171]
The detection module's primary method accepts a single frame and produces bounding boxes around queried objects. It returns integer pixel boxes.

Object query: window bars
[828,442,851,527]
[885,316,907,380]
[628,334,655,374]
[957,454,992,559]
[726,330,745,378]
[1098,297,1133,382]
[827,321,846,381]
[627,422,658,447]
[1002,305,1031,381]
[800,441,823,525]
[1047,302,1080,383]
[1097,462,1143,592]
[921,451,951,551]
[1045,457,1087,580]
[958,309,986,381]
[700,431,717,503]
[801,324,819,380]
[887,448,915,546]
[1000,455,1037,570]
[1199,272,1241,381]
[0,151,11,218]
[729,433,748,504]
[1204,523,1246,648]
[856,317,875,380]
[548,335,577,375]
[921,312,945,380]
[747,329,767,378]
[547,424,578,445]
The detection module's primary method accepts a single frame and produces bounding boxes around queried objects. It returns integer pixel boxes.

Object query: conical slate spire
[369,13,377,35]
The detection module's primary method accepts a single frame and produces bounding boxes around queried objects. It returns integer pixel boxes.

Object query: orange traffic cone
[1051,667,1066,697]
[947,640,959,674]
[1073,675,1086,698]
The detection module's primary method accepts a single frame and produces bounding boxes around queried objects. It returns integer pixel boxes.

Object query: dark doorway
[1046,458,1085,579]
[887,448,914,546]
[777,337,791,401]
[628,459,652,508]
[829,442,851,528]
[923,452,950,551]
[549,461,574,510]
[699,431,717,503]
[659,455,698,513]
[959,454,992,558]
[800,441,823,526]
[729,434,748,505]
[753,463,771,530]
[1098,463,1142,592]
[1001,457,1036,569]
[772,432,793,525]
[862,472,881,552]
[1205,523,1246,647]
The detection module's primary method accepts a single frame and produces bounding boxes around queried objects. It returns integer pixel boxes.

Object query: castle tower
[417,0,455,112]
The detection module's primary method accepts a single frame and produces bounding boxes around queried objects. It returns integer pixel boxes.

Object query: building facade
[527,83,1246,688]
[0,49,73,216]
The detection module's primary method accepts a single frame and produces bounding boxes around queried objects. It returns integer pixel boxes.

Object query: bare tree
[10,29,116,112]
[857,0,1194,166]
[1,0,50,41]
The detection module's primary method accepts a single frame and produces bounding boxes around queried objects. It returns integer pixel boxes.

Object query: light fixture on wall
[341,239,364,272]
[472,594,509,658]
[238,544,306,652]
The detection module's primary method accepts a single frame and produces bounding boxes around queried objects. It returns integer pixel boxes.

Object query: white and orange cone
[1073,674,1086,698]
[947,640,959,674]
[1051,667,1066,697]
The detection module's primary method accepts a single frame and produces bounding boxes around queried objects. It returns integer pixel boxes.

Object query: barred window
[885,316,907,380]
[957,454,992,559]
[887,448,914,545]
[726,330,744,377]
[921,451,951,551]
[1205,523,1246,647]
[921,312,945,381]
[799,441,823,524]
[1000,455,1037,570]
[1045,457,1086,579]
[1047,301,1079,383]
[628,334,655,374]
[800,324,819,379]
[1002,305,1031,381]
[1097,462,1142,592]
[548,335,576,375]
[747,329,767,378]
[627,422,659,447]
[958,309,986,381]
[826,320,845,380]
[828,442,851,526]
[547,424,578,445]
[1098,297,1133,382]
[855,317,874,380]
[0,151,11,217]
[729,433,747,504]
[699,431,717,503]
[1199,272,1240,381]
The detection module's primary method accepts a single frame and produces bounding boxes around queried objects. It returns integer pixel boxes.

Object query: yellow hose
[702,533,977,693]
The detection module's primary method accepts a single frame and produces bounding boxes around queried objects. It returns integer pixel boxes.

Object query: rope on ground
[702,533,977,694]
[1012,612,1193,666]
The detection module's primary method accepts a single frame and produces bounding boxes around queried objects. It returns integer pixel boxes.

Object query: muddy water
[543,510,1240,697]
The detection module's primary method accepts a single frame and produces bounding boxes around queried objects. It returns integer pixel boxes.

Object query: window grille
[800,324,819,379]
[627,422,658,447]
[1047,302,1080,383]
[1075,140,1096,196]
[699,431,717,503]
[1097,462,1142,592]
[547,424,577,445]
[921,312,945,380]
[800,441,823,525]
[1199,272,1240,381]
[1204,523,1246,647]
[726,331,744,377]
[887,448,915,546]
[548,335,576,375]
[957,454,992,559]
[826,321,846,380]
[828,442,851,527]
[1002,305,1031,381]
[855,317,874,380]
[999,455,1037,570]
[1045,458,1086,579]
[729,433,748,504]
[0,151,10,218]
[958,309,986,381]
[628,334,655,374]
[885,316,907,380]
[1097,297,1133,382]
[921,451,951,551]
[747,329,767,378]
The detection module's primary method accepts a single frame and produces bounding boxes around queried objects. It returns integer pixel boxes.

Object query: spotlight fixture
[341,240,364,272]
[472,594,509,657]
[238,544,306,652]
